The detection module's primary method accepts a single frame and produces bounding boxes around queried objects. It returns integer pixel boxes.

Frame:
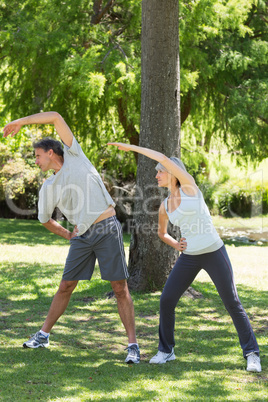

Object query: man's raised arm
[3,112,73,147]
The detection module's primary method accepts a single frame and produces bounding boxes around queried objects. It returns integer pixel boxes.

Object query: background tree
[180,0,268,168]
[1,0,267,175]
[127,0,180,290]
[0,0,141,176]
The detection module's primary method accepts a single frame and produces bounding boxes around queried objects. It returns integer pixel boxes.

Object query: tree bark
[128,0,180,291]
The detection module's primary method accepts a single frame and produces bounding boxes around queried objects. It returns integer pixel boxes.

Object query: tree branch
[100,43,133,69]
[181,91,191,125]
[91,0,115,25]
[258,116,268,125]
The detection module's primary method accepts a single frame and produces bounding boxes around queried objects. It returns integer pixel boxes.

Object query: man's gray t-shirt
[38,137,115,236]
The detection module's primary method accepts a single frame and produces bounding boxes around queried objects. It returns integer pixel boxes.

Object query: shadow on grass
[1,218,267,248]
[1,260,267,337]
[0,218,69,246]
[1,311,266,401]
[0,219,267,401]
[0,259,267,401]
[0,347,238,401]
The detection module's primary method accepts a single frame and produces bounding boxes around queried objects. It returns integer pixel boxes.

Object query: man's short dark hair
[33,137,64,157]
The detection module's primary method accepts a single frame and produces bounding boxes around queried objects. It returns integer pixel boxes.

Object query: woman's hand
[177,237,187,252]
[107,142,132,152]
[3,120,23,138]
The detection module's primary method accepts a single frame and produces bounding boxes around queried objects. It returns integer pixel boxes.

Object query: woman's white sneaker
[246,352,262,372]
[149,349,175,364]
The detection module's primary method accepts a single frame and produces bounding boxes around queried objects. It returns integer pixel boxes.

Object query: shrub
[260,186,268,214]
[217,186,268,218]
[193,165,230,215]
[0,142,42,218]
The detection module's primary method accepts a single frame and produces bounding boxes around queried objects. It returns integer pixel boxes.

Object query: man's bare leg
[23,280,78,348]
[41,279,78,333]
[110,279,137,344]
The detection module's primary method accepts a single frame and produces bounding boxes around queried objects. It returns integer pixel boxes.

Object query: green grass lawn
[0,218,267,401]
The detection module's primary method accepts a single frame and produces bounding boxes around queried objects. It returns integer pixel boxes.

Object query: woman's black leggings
[158,245,259,357]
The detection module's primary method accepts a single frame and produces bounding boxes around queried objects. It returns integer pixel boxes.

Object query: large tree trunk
[128,0,180,291]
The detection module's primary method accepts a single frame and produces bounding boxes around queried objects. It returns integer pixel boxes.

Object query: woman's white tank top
[164,188,223,255]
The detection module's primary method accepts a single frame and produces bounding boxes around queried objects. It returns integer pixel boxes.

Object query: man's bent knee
[110,279,129,299]
[58,279,78,294]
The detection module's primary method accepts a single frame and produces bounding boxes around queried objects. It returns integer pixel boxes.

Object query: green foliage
[218,185,268,217]
[181,140,268,217]
[0,0,141,177]
[180,0,268,165]
[1,0,267,175]
[0,133,41,217]
[262,186,268,214]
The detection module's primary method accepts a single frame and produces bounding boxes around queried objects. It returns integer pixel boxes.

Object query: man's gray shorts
[63,216,129,281]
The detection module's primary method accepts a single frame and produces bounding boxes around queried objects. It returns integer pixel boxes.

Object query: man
[3,111,140,364]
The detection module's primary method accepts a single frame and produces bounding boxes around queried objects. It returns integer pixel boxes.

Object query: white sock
[128,343,138,348]
[40,330,49,337]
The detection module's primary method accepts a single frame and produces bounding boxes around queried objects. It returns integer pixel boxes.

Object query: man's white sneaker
[149,349,175,364]
[246,352,262,373]
[125,345,140,364]
[23,331,49,348]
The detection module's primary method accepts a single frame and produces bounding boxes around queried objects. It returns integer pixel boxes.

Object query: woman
[108,142,261,372]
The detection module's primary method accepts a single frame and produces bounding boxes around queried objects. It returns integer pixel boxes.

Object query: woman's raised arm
[108,142,197,194]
